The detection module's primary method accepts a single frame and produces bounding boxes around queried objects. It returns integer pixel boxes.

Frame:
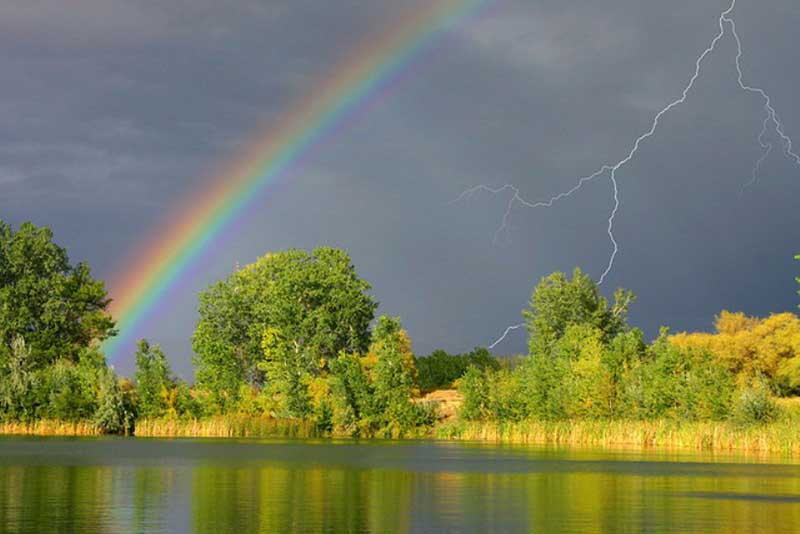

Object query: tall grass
[3,405,800,456]
[135,415,319,439]
[435,417,800,454]
[0,420,100,436]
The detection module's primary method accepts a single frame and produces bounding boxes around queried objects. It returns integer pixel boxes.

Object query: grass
[135,415,319,439]
[4,398,800,455]
[434,417,800,455]
[2,417,798,455]
[0,420,101,436]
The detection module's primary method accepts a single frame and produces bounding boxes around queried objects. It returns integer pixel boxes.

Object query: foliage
[328,317,429,437]
[731,378,778,426]
[370,317,420,435]
[329,352,374,434]
[671,311,800,393]
[0,336,34,420]
[134,340,172,419]
[40,359,97,421]
[523,267,635,357]
[258,328,312,418]
[133,339,199,420]
[0,220,115,367]
[93,370,137,434]
[193,248,377,411]
[621,332,734,421]
[461,269,739,424]
[416,347,500,392]
[457,366,489,421]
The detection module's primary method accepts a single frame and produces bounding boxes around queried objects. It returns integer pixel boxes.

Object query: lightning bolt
[459,0,799,350]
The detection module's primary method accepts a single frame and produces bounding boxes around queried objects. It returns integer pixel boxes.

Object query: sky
[1,0,799,378]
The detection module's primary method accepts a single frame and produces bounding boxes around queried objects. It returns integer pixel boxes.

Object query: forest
[2,219,800,448]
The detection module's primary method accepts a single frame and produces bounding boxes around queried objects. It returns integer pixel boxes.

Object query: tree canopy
[193,247,378,410]
[523,267,635,356]
[0,220,115,366]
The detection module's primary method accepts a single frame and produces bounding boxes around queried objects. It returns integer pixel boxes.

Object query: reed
[135,415,319,439]
[434,417,800,454]
[0,420,100,436]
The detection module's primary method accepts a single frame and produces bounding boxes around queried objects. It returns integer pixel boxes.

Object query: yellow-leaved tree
[671,311,800,394]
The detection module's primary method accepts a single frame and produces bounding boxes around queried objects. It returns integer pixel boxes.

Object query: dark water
[1,437,800,533]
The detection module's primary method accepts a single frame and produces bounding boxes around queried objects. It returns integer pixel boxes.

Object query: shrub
[416,348,499,392]
[620,334,735,421]
[457,366,488,421]
[731,379,778,426]
[93,369,136,434]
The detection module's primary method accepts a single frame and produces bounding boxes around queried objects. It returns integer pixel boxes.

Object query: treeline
[2,219,800,439]
[0,221,134,433]
[457,269,792,426]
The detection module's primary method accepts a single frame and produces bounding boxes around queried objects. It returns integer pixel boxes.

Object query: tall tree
[0,220,115,367]
[134,339,174,419]
[523,267,635,356]
[193,247,377,410]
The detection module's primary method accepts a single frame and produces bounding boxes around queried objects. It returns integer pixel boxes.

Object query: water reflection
[0,438,799,533]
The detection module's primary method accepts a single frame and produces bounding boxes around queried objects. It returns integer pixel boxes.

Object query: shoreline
[3,417,800,456]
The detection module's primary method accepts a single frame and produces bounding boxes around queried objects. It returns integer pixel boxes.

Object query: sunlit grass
[135,415,319,439]
[5,400,800,455]
[435,407,800,455]
[0,420,101,436]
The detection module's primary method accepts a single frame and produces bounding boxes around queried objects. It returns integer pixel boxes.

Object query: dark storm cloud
[1,0,798,376]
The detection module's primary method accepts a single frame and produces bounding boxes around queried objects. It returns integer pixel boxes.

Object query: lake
[0,437,799,533]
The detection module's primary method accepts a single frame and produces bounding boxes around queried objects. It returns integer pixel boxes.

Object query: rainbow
[103,0,486,362]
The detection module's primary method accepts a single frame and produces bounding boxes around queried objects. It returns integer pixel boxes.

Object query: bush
[485,368,527,422]
[457,366,489,421]
[620,334,735,421]
[93,369,136,434]
[39,359,97,421]
[416,348,499,392]
[731,379,778,426]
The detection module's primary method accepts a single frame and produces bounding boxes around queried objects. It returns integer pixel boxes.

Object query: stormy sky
[2,0,799,377]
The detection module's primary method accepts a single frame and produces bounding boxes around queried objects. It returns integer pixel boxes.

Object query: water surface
[1,437,799,533]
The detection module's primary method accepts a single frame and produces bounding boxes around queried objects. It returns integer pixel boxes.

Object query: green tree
[329,352,374,434]
[620,330,734,421]
[371,317,419,435]
[416,347,500,392]
[259,327,311,418]
[458,366,489,421]
[328,317,428,437]
[193,248,377,411]
[93,368,137,434]
[0,336,33,420]
[523,267,635,357]
[134,339,174,419]
[0,220,115,367]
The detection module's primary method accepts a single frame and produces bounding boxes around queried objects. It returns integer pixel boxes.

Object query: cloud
[461,2,638,74]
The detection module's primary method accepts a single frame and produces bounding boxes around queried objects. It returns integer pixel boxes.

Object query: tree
[259,327,312,418]
[370,317,419,433]
[328,317,427,437]
[93,368,137,434]
[0,220,115,367]
[134,339,174,419]
[523,268,634,357]
[0,336,33,420]
[416,347,500,392]
[671,312,800,391]
[193,248,377,409]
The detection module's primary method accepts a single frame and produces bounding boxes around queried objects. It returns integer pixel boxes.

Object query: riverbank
[7,417,795,456]
[5,403,800,455]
